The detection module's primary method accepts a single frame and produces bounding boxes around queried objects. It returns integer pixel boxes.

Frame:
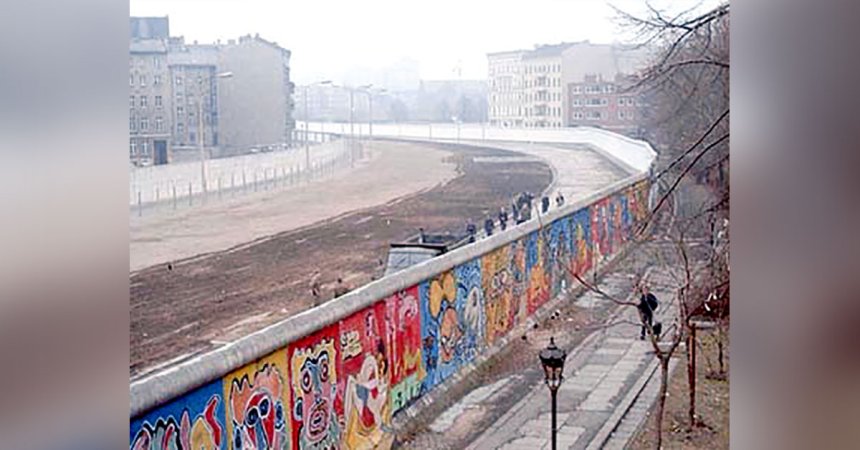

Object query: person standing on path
[498,207,508,231]
[637,284,660,340]
[555,191,565,208]
[484,217,495,237]
[310,271,323,306]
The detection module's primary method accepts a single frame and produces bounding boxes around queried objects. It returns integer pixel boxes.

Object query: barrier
[129,129,654,450]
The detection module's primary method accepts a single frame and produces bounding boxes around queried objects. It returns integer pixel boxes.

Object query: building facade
[167,40,220,156]
[217,35,294,156]
[130,37,172,165]
[567,73,645,136]
[487,50,525,127]
[487,42,650,130]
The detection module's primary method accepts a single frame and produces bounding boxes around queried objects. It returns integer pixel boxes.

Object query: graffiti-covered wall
[131,178,650,450]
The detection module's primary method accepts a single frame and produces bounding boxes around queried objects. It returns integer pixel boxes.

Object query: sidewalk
[422,265,680,450]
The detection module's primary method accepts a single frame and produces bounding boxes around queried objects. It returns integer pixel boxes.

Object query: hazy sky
[130,0,719,84]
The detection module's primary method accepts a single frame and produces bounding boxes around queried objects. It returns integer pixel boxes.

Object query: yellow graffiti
[341,330,362,359]
[429,271,456,318]
[291,337,338,395]
[344,355,390,450]
[190,416,218,450]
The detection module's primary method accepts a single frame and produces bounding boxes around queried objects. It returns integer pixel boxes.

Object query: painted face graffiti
[131,396,223,450]
[229,365,287,450]
[291,338,340,449]
[438,306,462,363]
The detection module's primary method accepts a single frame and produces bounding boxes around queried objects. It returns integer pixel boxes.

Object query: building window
[129,95,134,110]
[141,141,149,156]
[619,111,625,119]
[177,123,184,135]
[140,96,147,108]
[154,57,161,70]
[189,132,196,143]
[130,74,134,86]
[155,116,163,132]
[139,75,146,87]
[154,75,161,86]
[197,76,203,85]
[155,95,162,108]
[130,140,137,156]
[618,97,625,106]
[601,98,608,106]
[130,116,136,131]
[141,117,149,131]
[177,106,184,116]
[175,75,183,86]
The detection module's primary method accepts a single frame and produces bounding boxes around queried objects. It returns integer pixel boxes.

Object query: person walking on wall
[637,283,660,340]
[466,221,477,243]
[484,217,495,237]
[498,206,508,231]
[541,196,550,214]
[555,191,565,208]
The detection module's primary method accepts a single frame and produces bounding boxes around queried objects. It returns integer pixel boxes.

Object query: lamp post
[539,337,567,450]
[199,71,233,195]
[304,80,332,176]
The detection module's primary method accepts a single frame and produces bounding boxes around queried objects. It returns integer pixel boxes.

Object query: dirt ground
[130,140,457,271]
[629,327,730,449]
[130,142,552,377]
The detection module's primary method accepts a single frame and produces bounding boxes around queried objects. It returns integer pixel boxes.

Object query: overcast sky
[130,0,719,84]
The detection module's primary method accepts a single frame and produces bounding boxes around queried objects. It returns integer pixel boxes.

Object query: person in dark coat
[484,217,495,236]
[541,196,550,214]
[555,191,565,207]
[466,221,477,243]
[498,207,508,231]
[637,284,660,340]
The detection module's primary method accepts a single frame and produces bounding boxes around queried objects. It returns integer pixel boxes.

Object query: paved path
[421,265,681,450]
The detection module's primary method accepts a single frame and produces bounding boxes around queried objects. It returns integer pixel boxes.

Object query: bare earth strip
[129,140,457,272]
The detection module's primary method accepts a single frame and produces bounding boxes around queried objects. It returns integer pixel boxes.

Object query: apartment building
[167,40,220,155]
[487,50,526,127]
[567,73,645,136]
[129,20,172,165]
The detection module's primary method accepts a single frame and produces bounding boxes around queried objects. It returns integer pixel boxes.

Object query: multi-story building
[567,73,645,136]
[129,18,172,165]
[217,34,294,156]
[167,39,220,158]
[487,50,525,127]
[294,84,353,122]
[523,43,575,128]
[487,42,650,130]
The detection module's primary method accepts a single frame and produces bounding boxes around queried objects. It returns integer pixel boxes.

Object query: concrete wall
[129,157,651,449]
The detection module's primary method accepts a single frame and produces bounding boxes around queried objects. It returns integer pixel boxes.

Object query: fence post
[137,191,142,217]
[243,171,247,192]
[155,187,160,203]
[188,182,193,206]
[218,177,222,200]
[172,185,177,210]
[254,172,258,192]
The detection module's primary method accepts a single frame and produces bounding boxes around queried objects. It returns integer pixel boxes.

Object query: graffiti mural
[525,232,549,315]
[384,287,424,413]
[570,208,592,277]
[337,302,390,450]
[289,326,341,450]
[591,198,612,260]
[547,219,572,299]
[482,246,515,346]
[509,238,527,324]
[131,380,225,450]
[420,260,484,391]
[224,353,289,450]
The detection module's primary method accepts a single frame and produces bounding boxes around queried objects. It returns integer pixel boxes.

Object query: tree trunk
[687,327,697,426]
[655,357,669,450]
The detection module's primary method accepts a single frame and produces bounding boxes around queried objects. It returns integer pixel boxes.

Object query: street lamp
[539,337,567,450]
[199,71,233,194]
[305,80,332,176]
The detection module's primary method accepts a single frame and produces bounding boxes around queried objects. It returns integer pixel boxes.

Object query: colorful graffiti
[131,178,651,450]
[482,246,515,346]
[525,232,549,315]
[420,260,485,391]
[289,327,341,450]
[338,302,390,450]
[131,380,225,450]
[385,287,424,413]
[226,362,289,450]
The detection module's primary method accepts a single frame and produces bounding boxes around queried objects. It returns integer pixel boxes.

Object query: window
[177,123,184,134]
[154,57,161,70]
[130,116,136,131]
[154,75,161,86]
[177,106,184,116]
[130,140,136,156]
[189,132,196,143]
[618,111,626,120]
[175,75,183,86]
[197,76,203,85]
[141,141,149,156]
[129,95,134,109]
[140,96,147,108]
[155,116,163,132]
[139,75,146,87]
[130,74,134,86]
[141,117,149,131]
[618,97,625,106]
[601,98,608,106]
[155,95,162,108]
